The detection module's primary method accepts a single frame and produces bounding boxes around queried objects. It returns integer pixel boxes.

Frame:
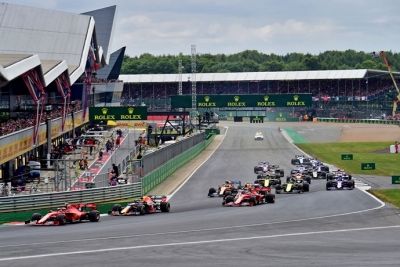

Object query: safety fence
[142,134,215,195]
[0,182,142,213]
[0,132,212,213]
[316,118,400,124]
[141,132,206,176]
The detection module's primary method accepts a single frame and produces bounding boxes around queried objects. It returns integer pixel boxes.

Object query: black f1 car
[108,196,170,215]
[276,177,310,194]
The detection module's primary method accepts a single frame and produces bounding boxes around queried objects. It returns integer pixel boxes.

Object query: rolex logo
[204,96,210,102]
[234,96,240,102]
[102,108,108,115]
[279,112,283,117]
[293,95,299,101]
[264,95,269,101]
[128,107,134,114]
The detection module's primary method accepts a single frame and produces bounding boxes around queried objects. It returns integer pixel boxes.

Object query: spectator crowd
[0,100,82,137]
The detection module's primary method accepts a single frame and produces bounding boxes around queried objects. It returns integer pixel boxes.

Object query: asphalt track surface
[1,124,400,267]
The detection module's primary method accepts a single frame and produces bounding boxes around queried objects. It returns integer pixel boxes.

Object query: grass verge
[368,189,400,209]
[296,142,396,176]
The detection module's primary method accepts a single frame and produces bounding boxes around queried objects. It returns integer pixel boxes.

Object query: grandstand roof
[0,3,117,87]
[120,69,400,83]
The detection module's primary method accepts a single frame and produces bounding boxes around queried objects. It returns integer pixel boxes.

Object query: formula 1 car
[108,195,170,215]
[291,155,313,165]
[254,132,264,140]
[287,169,311,184]
[208,180,241,197]
[307,164,330,179]
[326,170,352,181]
[254,174,281,187]
[276,177,310,194]
[25,203,100,226]
[326,174,354,190]
[223,188,275,206]
[254,162,269,173]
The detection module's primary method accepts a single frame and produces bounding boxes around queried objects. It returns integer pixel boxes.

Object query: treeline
[121,49,400,75]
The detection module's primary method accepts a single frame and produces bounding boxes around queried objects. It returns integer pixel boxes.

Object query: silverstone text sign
[341,154,353,160]
[89,107,147,121]
[171,94,312,108]
[392,176,400,184]
[361,163,375,170]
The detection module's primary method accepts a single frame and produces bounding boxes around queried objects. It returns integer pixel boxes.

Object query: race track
[0,124,399,267]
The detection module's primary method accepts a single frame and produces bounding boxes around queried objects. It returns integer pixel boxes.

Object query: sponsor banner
[115,121,146,128]
[171,94,312,108]
[89,107,147,121]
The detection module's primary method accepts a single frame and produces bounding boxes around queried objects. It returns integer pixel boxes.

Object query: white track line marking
[168,127,229,200]
[0,200,385,249]
[1,225,399,261]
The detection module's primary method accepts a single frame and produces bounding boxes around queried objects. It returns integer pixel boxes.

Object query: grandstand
[120,69,400,119]
[0,3,122,183]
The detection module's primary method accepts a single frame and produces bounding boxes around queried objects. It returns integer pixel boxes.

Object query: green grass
[296,142,397,176]
[369,189,400,208]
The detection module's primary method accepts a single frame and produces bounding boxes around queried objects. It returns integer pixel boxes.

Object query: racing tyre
[208,188,216,196]
[286,176,291,183]
[137,204,146,215]
[305,177,311,184]
[160,202,170,212]
[303,183,310,192]
[276,179,281,185]
[55,214,67,225]
[224,190,231,197]
[350,181,355,190]
[326,184,330,190]
[327,174,333,181]
[249,196,257,206]
[280,169,284,177]
[224,196,234,204]
[88,210,100,222]
[31,213,42,221]
[265,194,275,203]
[254,166,258,173]
[112,204,122,214]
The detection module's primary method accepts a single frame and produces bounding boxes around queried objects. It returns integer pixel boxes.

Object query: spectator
[112,163,119,177]
[395,141,398,153]
[83,157,89,170]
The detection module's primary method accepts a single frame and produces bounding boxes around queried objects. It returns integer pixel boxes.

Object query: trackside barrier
[141,132,206,176]
[142,135,215,195]
[315,118,400,125]
[0,182,141,213]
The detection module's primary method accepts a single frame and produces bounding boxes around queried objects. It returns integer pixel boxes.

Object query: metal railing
[141,132,205,175]
[0,182,141,213]
[0,131,210,213]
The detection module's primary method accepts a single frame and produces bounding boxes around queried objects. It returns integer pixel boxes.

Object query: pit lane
[0,123,399,267]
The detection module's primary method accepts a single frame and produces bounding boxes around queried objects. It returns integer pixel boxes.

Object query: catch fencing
[141,132,205,176]
[142,134,215,194]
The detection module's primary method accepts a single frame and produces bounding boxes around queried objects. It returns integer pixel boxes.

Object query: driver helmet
[225,180,231,185]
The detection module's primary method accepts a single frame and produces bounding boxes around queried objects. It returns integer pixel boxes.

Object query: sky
[5,0,400,57]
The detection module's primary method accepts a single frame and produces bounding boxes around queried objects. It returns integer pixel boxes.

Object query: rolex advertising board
[171,94,312,108]
[89,107,147,121]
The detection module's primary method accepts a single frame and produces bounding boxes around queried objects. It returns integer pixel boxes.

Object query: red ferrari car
[25,203,100,226]
[109,195,170,216]
[223,188,275,206]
